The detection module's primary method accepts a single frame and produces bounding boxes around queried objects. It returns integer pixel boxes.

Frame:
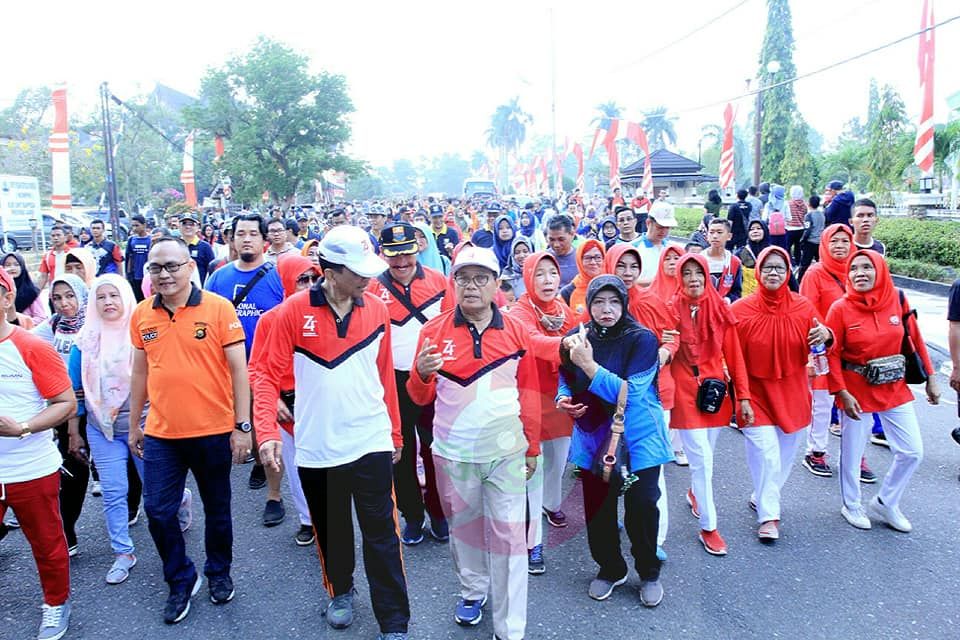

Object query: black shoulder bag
[232,262,274,308]
[898,289,928,384]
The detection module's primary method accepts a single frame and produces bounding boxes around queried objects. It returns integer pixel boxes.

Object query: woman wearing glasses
[730,247,831,541]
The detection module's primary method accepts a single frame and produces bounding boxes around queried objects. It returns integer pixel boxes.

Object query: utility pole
[549,8,558,197]
[752,86,762,187]
[99,82,121,239]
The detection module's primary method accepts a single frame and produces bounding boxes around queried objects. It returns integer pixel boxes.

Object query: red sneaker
[699,529,728,556]
[686,488,700,519]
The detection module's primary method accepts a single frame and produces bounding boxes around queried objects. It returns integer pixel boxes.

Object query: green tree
[0,88,53,199]
[642,106,678,151]
[590,101,623,126]
[486,97,532,191]
[866,78,881,132]
[185,36,357,206]
[933,120,960,188]
[387,159,419,195]
[865,84,913,203]
[779,116,816,193]
[819,140,868,191]
[758,0,798,182]
[423,153,471,196]
[345,170,387,200]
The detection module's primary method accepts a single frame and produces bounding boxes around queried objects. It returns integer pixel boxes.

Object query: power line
[108,92,190,157]
[676,13,960,116]
[608,0,754,74]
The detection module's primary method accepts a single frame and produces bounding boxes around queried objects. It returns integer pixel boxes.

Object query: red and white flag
[180,130,198,207]
[913,0,935,174]
[538,155,549,192]
[214,135,225,162]
[605,137,620,190]
[719,103,736,190]
[48,84,72,214]
[572,143,584,192]
[634,127,653,198]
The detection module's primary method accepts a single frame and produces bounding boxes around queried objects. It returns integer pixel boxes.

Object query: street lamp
[753,60,781,186]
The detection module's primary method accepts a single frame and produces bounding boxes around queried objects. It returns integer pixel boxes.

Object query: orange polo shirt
[130,285,245,439]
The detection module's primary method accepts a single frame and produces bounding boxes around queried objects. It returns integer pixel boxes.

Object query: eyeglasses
[146,261,190,275]
[582,255,604,263]
[759,265,788,274]
[296,274,319,286]
[454,274,492,288]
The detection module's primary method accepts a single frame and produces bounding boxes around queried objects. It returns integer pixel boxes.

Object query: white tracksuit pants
[678,428,721,531]
[526,436,570,548]
[280,429,311,526]
[742,425,806,523]
[657,409,672,546]
[839,402,923,512]
[807,389,832,454]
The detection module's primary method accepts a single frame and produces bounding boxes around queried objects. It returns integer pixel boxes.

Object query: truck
[462,177,498,201]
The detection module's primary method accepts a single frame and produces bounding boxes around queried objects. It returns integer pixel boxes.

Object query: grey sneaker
[588,573,628,601]
[37,601,70,640]
[325,589,355,629]
[639,580,664,607]
[105,553,137,585]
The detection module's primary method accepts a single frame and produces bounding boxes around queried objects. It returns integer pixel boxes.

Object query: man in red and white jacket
[408,246,541,640]
[367,222,448,546]
[0,268,77,640]
[254,226,409,638]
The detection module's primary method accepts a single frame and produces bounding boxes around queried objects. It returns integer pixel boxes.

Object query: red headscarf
[733,246,813,378]
[818,223,854,285]
[844,249,896,312]
[669,253,737,365]
[603,243,643,308]
[515,252,577,333]
[649,245,683,301]
[276,254,318,297]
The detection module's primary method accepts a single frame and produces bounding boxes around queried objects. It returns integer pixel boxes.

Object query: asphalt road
[3,379,959,640]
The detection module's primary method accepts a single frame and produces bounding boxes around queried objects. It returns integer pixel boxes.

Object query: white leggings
[281,429,311,526]
[525,437,570,548]
[678,428,721,531]
[807,389,832,454]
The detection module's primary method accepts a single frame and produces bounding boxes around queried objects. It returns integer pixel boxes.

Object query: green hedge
[674,207,703,237]
[874,218,960,269]
[886,258,954,283]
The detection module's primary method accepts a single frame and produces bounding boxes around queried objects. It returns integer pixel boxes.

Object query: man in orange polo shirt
[127,237,251,626]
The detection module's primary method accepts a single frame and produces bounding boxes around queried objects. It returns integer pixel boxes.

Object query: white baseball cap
[648,202,678,227]
[451,246,500,277]
[318,225,387,278]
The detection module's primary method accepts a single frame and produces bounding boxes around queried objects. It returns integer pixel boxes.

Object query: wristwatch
[235,421,252,433]
[18,422,32,439]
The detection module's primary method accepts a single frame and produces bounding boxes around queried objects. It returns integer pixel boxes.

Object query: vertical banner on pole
[719,103,736,191]
[49,84,72,215]
[180,130,197,207]
[913,0,935,175]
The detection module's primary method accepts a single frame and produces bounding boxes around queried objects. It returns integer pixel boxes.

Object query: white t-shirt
[0,327,72,483]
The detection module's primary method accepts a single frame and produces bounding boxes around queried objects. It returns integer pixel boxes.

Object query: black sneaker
[209,574,235,605]
[248,464,267,490]
[401,519,424,545]
[295,525,315,546]
[860,459,877,484]
[262,499,285,527]
[870,432,889,447]
[163,573,201,624]
[803,453,833,477]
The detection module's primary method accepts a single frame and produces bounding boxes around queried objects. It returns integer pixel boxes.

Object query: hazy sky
[3,0,958,167]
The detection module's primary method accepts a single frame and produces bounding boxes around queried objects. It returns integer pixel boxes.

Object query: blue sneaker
[454,595,486,626]
[656,546,668,562]
[401,520,424,546]
[428,517,449,542]
[528,544,545,575]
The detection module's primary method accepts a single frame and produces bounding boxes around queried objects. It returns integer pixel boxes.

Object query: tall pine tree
[759,0,797,184]
[779,115,816,194]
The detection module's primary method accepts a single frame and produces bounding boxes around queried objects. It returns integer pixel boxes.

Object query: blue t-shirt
[125,236,151,279]
[204,261,284,359]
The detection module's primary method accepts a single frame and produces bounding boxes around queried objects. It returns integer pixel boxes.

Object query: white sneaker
[841,505,872,530]
[673,450,689,466]
[38,601,70,640]
[91,481,102,497]
[178,488,193,533]
[867,496,912,532]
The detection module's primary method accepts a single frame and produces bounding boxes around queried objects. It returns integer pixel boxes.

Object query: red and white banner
[572,143,584,192]
[48,84,71,213]
[913,0,935,174]
[538,155,549,192]
[719,103,736,190]
[214,135,225,162]
[180,130,197,207]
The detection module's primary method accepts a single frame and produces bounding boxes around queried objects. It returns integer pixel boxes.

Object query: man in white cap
[636,201,678,286]
[408,246,540,640]
[254,225,409,640]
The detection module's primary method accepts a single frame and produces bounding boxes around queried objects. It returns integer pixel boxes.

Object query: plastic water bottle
[810,320,829,376]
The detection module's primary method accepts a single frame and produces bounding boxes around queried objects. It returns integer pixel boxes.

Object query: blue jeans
[143,433,233,593]
[86,425,143,554]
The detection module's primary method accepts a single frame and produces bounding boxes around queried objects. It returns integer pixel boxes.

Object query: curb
[891,274,952,298]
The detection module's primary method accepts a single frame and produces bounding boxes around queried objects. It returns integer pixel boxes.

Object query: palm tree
[486,97,533,191]
[643,106,678,151]
[590,101,623,126]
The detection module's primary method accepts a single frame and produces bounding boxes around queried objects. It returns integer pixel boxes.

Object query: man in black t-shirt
[949,279,960,479]
[726,189,751,251]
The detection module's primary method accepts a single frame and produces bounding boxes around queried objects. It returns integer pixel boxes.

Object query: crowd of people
[1,180,957,640]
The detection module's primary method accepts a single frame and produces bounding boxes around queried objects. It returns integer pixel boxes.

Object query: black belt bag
[843,355,905,385]
[693,365,727,414]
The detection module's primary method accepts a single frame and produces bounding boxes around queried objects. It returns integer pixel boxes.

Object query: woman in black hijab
[2,251,45,322]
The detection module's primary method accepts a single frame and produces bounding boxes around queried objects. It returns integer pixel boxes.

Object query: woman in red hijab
[798,224,876,481]
[826,250,940,532]
[731,247,832,541]
[668,253,753,556]
[648,245,683,303]
[605,243,681,555]
[509,252,578,573]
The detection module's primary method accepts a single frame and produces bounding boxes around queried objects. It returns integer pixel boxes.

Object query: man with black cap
[471,203,499,248]
[823,180,855,228]
[296,213,319,245]
[180,212,215,284]
[429,203,459,259]
[254,225,409,639]
[367,222,448,546]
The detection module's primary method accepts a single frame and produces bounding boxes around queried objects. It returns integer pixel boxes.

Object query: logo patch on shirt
[302,314,317,337]
[441,339,456,361]
[889,315,900,326]
[141,328,159,343]
[193,322,208,340]
[379,288,392,303]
